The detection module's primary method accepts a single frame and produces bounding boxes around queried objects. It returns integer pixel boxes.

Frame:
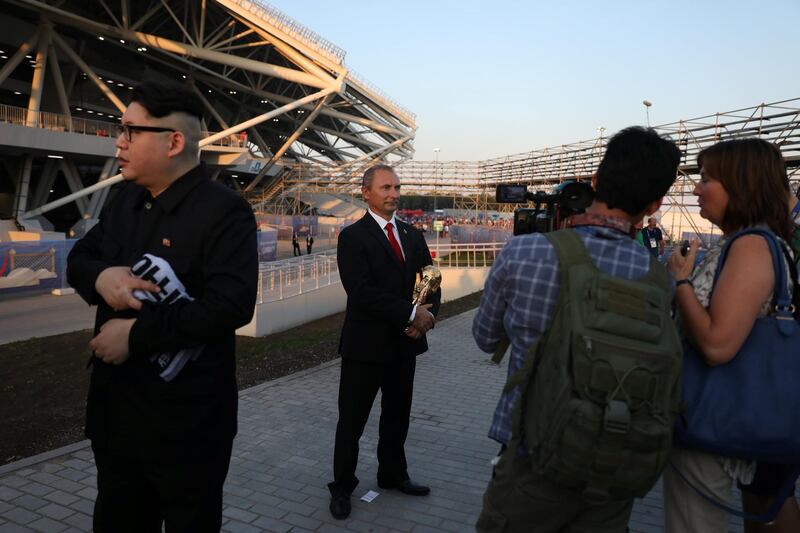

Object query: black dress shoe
[329,492,351,519]
[378,479,431,496]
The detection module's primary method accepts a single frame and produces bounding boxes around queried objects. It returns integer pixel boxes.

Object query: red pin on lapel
[162,238,171,247]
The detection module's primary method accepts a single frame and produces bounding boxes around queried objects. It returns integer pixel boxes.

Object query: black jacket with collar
[336,213,441,363]
[67,163,257,445]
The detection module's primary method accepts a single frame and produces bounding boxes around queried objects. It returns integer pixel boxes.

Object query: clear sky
[268,0,800,161]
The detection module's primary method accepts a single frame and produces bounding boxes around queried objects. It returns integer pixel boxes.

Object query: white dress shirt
[366,207,415,322]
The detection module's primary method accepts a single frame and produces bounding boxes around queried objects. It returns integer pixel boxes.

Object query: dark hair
[594,126,681,215]
[362,164,395,188]
[130,81,203,120]
[697,138,790,240]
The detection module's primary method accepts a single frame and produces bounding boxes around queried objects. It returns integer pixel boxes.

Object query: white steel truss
[275,98,800,231]
[0,0,415,223]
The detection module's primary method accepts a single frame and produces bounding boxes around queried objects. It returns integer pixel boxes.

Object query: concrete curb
[0,440,91,477]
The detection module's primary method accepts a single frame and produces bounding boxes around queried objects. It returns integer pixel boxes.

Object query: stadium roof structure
[0,0,415,226]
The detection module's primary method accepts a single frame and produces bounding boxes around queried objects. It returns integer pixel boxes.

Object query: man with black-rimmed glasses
[68,81,257,533]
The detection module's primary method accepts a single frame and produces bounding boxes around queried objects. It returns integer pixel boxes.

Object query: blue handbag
[673,228,800,462]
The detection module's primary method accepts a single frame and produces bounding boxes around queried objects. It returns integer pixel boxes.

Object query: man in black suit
[328,164,441,520]
[67,81,257,532]
[292,231,301,256]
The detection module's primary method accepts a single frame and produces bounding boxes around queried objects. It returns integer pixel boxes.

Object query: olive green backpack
[495,229,682,501]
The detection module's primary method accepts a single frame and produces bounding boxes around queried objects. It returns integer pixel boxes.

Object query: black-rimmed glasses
[116,124,176,142]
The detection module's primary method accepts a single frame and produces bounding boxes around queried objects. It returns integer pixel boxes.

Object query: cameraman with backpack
[472,126,682,533]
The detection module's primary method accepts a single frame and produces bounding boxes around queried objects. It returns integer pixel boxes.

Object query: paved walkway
[0,292,94,345]
[0,310,745,532]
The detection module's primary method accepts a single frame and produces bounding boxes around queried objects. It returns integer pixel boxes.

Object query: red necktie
[385,222,405,264]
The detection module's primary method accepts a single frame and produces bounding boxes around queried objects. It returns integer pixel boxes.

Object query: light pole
[596,126,607,160]
[433,148,440,213]
[433,147,441,246]
[643,100,652,127]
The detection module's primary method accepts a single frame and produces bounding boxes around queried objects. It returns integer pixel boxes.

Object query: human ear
[167,131,186,158]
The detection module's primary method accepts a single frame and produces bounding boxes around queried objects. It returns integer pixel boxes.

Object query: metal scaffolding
[274,98,800,231]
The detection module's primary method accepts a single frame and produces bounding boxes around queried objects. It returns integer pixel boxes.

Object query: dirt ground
[0,291,482,465]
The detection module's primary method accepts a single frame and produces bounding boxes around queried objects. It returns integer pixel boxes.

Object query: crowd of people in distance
[396,214,513,236]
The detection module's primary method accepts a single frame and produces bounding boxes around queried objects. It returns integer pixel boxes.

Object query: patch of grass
[236,330,338,360]
[1,290,483,465]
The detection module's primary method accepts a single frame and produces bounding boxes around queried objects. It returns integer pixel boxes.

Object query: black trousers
[91,436,233,533]
[330,354,416,495]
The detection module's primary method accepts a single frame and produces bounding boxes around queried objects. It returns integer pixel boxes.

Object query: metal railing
[228,0,346,63]
[346,68,417,125]
[429,242,505,268]
[0,103,252,149]
[255,243,503,304]
[201,130,249,148]
[256,249,340,304]
[0,103,117,137]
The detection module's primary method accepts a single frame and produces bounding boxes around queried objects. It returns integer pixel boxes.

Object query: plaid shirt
[473,225,654,445]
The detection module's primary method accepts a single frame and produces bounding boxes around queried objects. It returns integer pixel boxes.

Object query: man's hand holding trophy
[404,265,442,340]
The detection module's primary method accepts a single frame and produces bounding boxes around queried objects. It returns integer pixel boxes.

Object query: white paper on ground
[360,490,379,503]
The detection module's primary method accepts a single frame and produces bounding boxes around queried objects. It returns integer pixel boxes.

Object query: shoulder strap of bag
[669,462,800,523]
[783,244,800,320]
[712,229,793,320]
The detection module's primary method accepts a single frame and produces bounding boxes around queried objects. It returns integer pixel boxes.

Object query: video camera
[496,181,594,235]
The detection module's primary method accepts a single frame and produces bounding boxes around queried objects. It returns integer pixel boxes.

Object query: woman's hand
[667,239,700,281]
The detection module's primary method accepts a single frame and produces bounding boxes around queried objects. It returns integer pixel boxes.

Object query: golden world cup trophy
[412,265,442,306]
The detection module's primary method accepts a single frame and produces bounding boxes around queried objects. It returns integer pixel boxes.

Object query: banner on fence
[449,225,512,244]
[257,229,279,262]
[0,239,76,297]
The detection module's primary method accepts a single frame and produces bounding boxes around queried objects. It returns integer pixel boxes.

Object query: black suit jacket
[67,163,257,448]
[337,213,441,363]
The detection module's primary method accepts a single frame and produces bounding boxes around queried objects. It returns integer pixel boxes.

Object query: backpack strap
[503,338,541,393]
[545,228,594,275]
[502,231,589,396]
[547,228,669,292]
[491,335,511,364]
[641,254,672,293]
[505,230,590,430]
[493,229,588,367]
